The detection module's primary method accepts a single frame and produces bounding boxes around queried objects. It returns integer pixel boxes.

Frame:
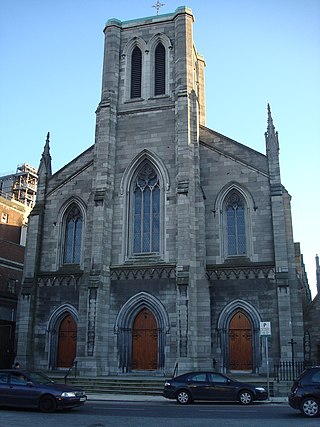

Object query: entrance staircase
[49,373,165,396]
[47,372,284,397]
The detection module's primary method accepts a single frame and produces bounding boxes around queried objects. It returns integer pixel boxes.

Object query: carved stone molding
[110,264,176,280]
[37,272,82,287]
[87,288,97,356]
[206,265,275,281]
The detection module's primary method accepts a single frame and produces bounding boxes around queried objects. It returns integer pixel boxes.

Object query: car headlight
[164,381,171,386]
[255,387,266,392]
[61,392,76,398]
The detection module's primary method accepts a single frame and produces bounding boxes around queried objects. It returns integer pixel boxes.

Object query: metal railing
[274,361,307,382]
[64,360,78,384]
[172,362,178,378]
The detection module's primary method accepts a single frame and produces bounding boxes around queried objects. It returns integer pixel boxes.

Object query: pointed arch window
[154,43,165,96]
[63,204,83,264]
[226,191,246,256]
[132,163,160,254]
[131,46,142,98]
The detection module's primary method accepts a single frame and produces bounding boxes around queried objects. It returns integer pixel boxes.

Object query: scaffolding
[0,163,38,209]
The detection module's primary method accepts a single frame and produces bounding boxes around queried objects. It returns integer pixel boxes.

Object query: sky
[0,0,319,297]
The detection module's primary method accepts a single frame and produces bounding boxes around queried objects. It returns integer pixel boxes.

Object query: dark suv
[288,366,320,417]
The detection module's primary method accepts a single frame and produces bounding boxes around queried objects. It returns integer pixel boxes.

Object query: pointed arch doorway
[132,309,158,370]
[57,314,77,368]
[229,311,253,371]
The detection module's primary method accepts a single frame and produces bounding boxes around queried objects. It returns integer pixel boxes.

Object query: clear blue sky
[1,0,319,296]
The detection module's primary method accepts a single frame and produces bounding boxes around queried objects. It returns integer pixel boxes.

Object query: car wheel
[238,390,253,405]
[39,395,57,413]
[176,390,192,405]
[301,397,319,417]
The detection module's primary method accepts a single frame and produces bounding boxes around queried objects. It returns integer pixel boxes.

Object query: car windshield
[296,369,310,382]
[26,371,55,385]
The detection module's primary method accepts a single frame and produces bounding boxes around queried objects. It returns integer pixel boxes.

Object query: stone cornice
[35,264,276,285]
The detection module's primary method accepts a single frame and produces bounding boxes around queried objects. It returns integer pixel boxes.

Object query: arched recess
[56,197,87,269]
[120,150,170,261]
[47,304,78,370]
[120,149,170,195]
[122,37,147,101]
[114,292,170,373]
[216,299,261,373]
[147,33,172,97]
[213,182,256,262]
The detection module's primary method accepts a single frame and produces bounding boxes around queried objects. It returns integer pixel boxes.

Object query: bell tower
[86,6,212,373]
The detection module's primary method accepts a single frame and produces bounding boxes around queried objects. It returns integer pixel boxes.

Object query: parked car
[288,366,320,417]
[163,371,268,405]
[0,369,87,412]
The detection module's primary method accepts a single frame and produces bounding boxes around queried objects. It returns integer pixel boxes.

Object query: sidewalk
[87,393,288,403]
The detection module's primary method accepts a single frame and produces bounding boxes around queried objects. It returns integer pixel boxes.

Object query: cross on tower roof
[152,1,165,15]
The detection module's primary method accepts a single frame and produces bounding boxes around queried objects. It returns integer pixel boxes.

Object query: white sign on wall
[260,321,271,336]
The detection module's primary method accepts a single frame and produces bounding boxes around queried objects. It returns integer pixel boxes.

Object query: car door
[310,369,320,397]
[186,373,212,400]
[0,372,10,404]
[6,372,40,407]
[207,373,237,401]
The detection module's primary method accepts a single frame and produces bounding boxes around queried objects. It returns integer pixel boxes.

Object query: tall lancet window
[64,204,83,264]
[226,191,246,256]
[133,163,160,253]
[154,43,165,95]
[131,46,142,98]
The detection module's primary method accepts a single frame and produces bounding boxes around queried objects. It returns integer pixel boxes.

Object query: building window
[7,279,16,293]
[1,212,8,223]
[226,191,246,256]
[133,163,160,254]
[154,43,165,95]
[63,204,83,264]
[131,46,142,98]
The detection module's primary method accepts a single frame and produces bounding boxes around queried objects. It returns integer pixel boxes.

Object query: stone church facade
[17,7,309,376]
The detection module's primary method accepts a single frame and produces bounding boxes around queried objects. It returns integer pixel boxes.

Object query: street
[0,400,318,427]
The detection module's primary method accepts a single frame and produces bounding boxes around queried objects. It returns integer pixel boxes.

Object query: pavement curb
[86,394,288,404]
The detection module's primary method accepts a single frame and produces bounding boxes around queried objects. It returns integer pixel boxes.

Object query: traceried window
[133,163,160,254]
[154,43,165,95]
[63,204,83,264]
[131,46,142,98]
[226,191,246,256]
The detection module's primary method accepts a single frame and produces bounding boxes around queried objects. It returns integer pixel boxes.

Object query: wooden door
[229,311,253,371]
[57,314,77,368]
[132,309,158,370]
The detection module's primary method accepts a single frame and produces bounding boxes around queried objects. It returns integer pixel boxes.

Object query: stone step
[47,373,281,397]
[50,375,165,395]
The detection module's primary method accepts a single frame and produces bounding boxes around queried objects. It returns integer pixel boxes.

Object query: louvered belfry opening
[154,43,165,95]
[131,46,142,98]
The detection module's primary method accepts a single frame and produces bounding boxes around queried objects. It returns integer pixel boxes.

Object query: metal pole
[289,338,296,380]
[266,336,270,400]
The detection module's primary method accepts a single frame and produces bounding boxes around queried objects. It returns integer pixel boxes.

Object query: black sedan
[163,371,268,404]
[0,369,87,412]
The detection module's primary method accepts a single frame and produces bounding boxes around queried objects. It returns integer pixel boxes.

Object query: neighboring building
[0,196,28,368]
[0,163,37,367]
[17,7,312,376]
